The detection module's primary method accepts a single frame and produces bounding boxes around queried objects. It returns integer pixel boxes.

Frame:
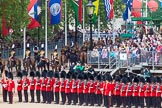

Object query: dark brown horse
[80,44,88,64]
[60,46,69,67]
[23,57,36,72]
[7,58,21,73]
[50,54,61,71]
[0,58,5,73]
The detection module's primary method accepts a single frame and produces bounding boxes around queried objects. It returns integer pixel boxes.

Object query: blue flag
[49,0,62,25]
[122,0,133,21]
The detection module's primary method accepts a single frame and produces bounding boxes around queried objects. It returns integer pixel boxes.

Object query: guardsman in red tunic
[83,73,88,106]
[29,71,36,103]
[71,73,78,105]
[88,74,95,106]
[35,71,41,103]
[46,71,53,104]
[51,73,55,102]
[41,70,47,103]
[126,77,133,108]
[138,77,145,108]
[65,73,72,105]
[1,70,8,102]
[60,71,66,105]
[132,77,139,108]
[103,74,113,108]
[113,75,121,107]
[17,72,23,102]
[22,70,30,103]
[144,77,151,108]
[120,77,127,108]
[7,72,15,104]
[54,72,61,104]
[150,77,156,107]
[95,75,103,106]
[155,77,161,108]
[77,73,84,106]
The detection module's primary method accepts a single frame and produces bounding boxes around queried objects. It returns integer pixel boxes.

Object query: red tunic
[46,79,53,91]
[1,79,8,90]
[77,80,84,94]
[30,79,36,90]
[111,83,115,96]
[150,84,156,97]
[65,80,71,93]
[88,81,95,93]
[144,84,151,97]
[126,84,133,96]
[83,81,88,94]
[54,80,61,92]
[95,81,104,95]
[132,84,138,97]
[138,83,145,97]
[41,78,47,91]
[71,80,78,93]
[103,82,113,96]
[113,82,121,96]
[7,80,15,92]
[155,84,162,97]
[60,80,66,92]
[35,79,42,90]
[120,83,127,97]
[17,80,23,91]
[22,78,30,90]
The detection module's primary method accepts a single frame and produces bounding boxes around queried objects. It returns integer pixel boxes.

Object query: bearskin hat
[97,75,101,81]
[84,73,88,80]
[77,73,83,80]
[72,73,77,79]
[156,77,161,83]
[42,70,47,78]
[55,72,59,78]
[121,77,127,84]
[151,77,157,83]
[146,77,151,83]
[61,71,66,78]
[66,72,71,79]
[47,70,54,78]
[36,71,40,78]
[133,77,139,83]
[8,72,13,80]
[105,74,112,81]
[30,71,35,77]
[17,72,23,78]
[115,75,121,82]
[22,70,28,76]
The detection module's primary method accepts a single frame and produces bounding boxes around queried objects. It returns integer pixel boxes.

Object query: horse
[60,46,69,68]
[7,57,21,73]
[50,55,61,72]
[23,57,36,72]
[0,58,5,73]
[80,45,88,64]
[37,57,50,72]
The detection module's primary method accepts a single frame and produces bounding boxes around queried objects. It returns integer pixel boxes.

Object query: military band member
[65,73,72,105]
[35,71,41,103]
[71,73,78,105]
[41,70,47,103]
[54,72,61,104]
[138,77,145,108]
[88,74,95,106]
[77,74,84,106]
[114,75,121,107]
[22,70,30,102]
[144,77,151,108]
[1,70,8,102]
[46,71,53,104]
[7,72,15,104]
[155,77,161,108]
[126,77,133,108]
[29,71,36,103]
[60,71,66,105]
[132,77,139,108]
[83,73,89,106]
[17,72,23,102]
[95,75,103,106]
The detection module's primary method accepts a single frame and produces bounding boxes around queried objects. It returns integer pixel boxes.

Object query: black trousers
[121,96,127,108]
[155,97,161,108]
[61,92,66,104]
[30,90,35,102]
[24,90,28,102]
[139,97,144,108]
[51,90,54,101]
[3,89,8,102]
[133,96,139,108]
[36,90,40,103]
[54,92,59,104]
[145,97,151,108]
[104,95,111,108]
[83,93,88,105]
[46,91,52,104]
[96,94,102,106]
[114,95,121,107]
[151,96,156,107]
[78,93,84,105]
[8,91,13,104]
[111,95,115,106]
[71,92,77,105]
[18,91,22,102]
[66,93,71,104]
[41,91,46,103]
[126,96,132,108]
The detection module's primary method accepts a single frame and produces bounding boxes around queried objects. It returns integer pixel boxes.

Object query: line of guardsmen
[1,70,162,108]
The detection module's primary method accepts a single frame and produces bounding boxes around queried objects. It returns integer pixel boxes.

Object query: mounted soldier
[51,45,60,71]
[33,45,40,63]
[9,44,16,63]
[24,43,31,62]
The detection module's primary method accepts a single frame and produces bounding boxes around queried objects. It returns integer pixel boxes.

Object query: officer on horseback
[9,44,16,62]
[33,45,40,62]
[24,43,31,61]
[51,45,59,65]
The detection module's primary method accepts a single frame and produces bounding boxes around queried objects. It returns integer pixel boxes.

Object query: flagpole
[45,0,48,58]
[23,27,26,58]
[145,0,148,34]
[98,15,100,38]
[65,0,67,46]
[83,4,85,43]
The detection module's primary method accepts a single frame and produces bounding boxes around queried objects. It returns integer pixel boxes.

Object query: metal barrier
[87,50,162,69]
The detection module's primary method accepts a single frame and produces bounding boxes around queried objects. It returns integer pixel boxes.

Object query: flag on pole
[1,15,9,36]
[92,0,99,23]
[28,0,42,29]
[103,0,114,21]
[70,0,83,25]
[123,0,133,21]
[49,0,62,25]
